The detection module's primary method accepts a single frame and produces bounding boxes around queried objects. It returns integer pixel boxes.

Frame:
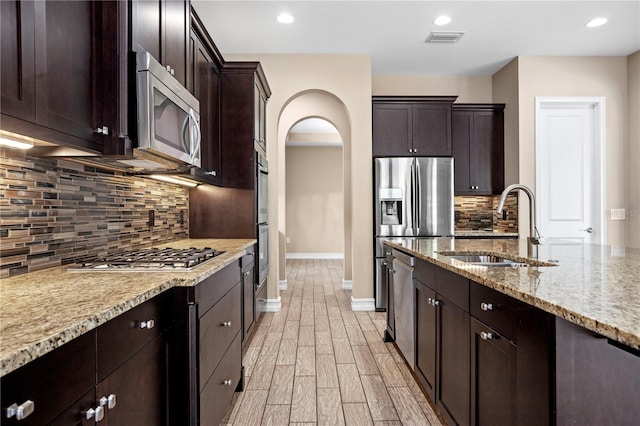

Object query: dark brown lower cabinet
[438,295,470,426]
[415,281,437,399]
[414,262,469,426]
[555,317,640,426]
[470,318,516,426]
[0,331,95,426]
[97,333,170,425]
[241,248,256,342]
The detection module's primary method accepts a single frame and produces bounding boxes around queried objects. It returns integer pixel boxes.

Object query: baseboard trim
[279,279,288,291]
[263,297,282,312]
[351,297,375,312]
[285,253,344,259]
[342,279,353,290]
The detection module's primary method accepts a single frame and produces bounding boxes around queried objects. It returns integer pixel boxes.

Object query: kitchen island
[384,237,640,349]
[0,238,255,377]
[384,237,640,426]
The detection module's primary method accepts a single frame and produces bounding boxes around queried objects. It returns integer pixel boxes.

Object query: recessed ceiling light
[586,17,608,28]
[277,13,294,24]
[433,16,452,26]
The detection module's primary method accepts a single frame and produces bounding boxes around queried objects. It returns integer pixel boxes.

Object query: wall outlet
[611,246,626,257]
[611,208,626,221]
[286,237,291,244]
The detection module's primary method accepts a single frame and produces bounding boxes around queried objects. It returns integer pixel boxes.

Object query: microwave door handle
[188,109,201,163]
[180,113,191,155]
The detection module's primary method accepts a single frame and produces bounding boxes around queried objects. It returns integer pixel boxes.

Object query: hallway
[222,259,444,425]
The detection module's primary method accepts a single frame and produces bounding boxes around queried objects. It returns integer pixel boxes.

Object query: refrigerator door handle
[415,160,421,232]
[409,162,416,233]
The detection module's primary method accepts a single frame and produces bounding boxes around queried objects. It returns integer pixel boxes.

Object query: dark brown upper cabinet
[131,0,190,86]
[0,0,116,154]
[452,104,505,195]
[220,62,271,189]
[186,9,224,185]
[372,96,457,157]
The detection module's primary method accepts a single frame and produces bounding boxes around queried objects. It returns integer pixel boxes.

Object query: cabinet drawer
[435,266,469,311]
[200,332,242,426]
[97,290,175,380]
[470,281,527,343]
[196,260,241,315]
[199,282,242,389]
[414,258,435,289]
[0,331,95,426]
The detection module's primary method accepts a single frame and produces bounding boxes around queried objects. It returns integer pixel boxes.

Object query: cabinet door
[0,0,36,121]
[470,111,504,194]
[242,262,256,341]
[132,0,188,86]
[452,110,473,193]
[35,0,102,145]
[163,0,189,85]
[437,295,470,426]
[372,103,412,156]
[97,333,169,426]
[415,281,437,400]
[412,103,452,156]
[254,82,267,150]
[470,318,516,426]
[191,31,221,184]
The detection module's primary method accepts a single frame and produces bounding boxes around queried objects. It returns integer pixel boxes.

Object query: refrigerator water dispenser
[380,188,403,225]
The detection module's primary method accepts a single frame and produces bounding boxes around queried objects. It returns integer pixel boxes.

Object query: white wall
[627,51,640,247]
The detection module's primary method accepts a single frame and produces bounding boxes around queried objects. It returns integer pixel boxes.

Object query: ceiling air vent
[426,31,465,43]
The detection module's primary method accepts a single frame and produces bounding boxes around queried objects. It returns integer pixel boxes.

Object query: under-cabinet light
[149,174,198,188]
[0,136,34,150]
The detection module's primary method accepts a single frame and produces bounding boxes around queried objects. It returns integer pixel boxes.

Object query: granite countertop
[0,238,256,377]
[455,230,519,238]
[383,237,640,350]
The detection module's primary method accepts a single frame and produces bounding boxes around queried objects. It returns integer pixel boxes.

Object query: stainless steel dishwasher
[392,249,415,369]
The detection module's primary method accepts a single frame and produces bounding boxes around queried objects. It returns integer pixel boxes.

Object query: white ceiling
[192,0,640,75]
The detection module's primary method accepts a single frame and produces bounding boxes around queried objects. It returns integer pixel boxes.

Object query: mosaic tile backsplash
[455,194,518,233]
[0,151,189,278]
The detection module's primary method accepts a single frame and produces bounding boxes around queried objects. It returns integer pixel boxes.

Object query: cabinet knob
[86,406,104,422]
[205,170,217,176]
[222,321,232,327]
[480,331,494,340]
[139,319,155,329]
[480,302,493,311]
[100,394,117,410]
[223,379,232,386]
[6,400,35,420]
[94,126,109,135]
[243,271,251,276]
[433,299,441,306]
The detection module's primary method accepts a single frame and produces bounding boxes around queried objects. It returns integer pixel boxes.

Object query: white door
[535,98,605,244]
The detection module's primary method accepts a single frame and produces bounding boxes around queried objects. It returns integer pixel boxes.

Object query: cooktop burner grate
[68,247,225,272]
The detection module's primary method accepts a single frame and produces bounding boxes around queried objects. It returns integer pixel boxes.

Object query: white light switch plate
[611,209,626,220]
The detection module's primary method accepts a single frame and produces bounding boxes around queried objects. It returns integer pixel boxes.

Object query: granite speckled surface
[0,239,255,377]
[454,230,519,238]
[384,237,640,350]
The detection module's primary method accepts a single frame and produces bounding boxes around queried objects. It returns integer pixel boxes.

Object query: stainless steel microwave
[135,50,201,168]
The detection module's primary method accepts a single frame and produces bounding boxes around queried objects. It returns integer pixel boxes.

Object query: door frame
[534,97,606,244]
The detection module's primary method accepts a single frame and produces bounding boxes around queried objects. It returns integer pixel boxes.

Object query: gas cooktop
[68,247,225,272]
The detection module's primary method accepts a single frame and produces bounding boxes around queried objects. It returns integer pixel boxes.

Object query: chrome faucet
[497,184,544,258]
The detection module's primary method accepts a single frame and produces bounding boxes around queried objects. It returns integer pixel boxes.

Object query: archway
[275,90,353,292]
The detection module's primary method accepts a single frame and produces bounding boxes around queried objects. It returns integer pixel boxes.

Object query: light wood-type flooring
[222,259,444,425]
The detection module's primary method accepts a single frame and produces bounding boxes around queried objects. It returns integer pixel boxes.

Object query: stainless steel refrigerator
[374,157,454,310]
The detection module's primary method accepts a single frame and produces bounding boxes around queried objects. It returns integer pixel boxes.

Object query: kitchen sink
[439,252,558,267]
